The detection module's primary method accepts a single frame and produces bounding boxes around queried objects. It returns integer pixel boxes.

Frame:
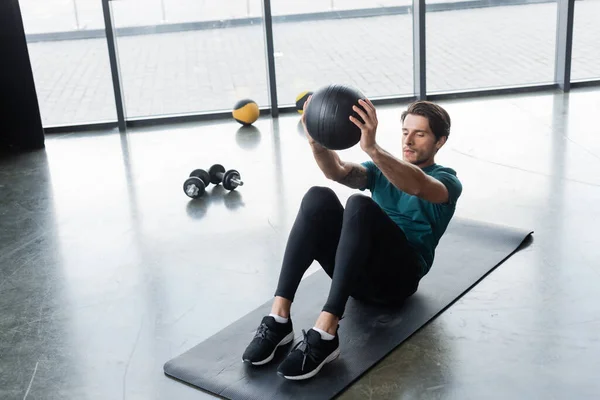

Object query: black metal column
[413,0,426,100]
[555,0,575,91]
[262,0,279,117]
[102,0,127,132]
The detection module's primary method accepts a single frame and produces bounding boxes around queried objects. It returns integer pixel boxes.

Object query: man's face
[402,114,446,166]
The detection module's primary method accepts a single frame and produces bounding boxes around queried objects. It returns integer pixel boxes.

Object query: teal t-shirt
[360,161,462,278]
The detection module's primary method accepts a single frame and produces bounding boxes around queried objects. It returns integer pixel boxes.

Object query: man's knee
[300,186,340,218]
[345,193,378,214]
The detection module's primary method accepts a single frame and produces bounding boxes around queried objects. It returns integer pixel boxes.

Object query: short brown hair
[401,101,451,141]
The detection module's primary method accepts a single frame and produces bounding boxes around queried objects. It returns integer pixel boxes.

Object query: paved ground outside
[24,1,600,126]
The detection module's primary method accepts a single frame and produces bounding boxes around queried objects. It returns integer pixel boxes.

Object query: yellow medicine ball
[295,91,313,114]
[232,99,259,126]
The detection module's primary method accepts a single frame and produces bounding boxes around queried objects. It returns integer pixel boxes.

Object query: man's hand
[301,95,316,144]
[349,98,378,154]
[302,95,330,155]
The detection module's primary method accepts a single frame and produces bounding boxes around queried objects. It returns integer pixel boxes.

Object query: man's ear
[436,136,448,149]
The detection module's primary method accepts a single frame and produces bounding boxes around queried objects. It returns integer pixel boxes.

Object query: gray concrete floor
[1,87,599,399]
[25,1,600,126]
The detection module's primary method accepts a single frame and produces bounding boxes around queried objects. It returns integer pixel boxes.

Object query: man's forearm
[311,143,343,180]
[366,144,425,195]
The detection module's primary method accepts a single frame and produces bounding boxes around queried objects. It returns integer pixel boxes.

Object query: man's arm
[345,97,449,203]
[366,144,449,204]
[310,142,368,190]
[301,93,368,190]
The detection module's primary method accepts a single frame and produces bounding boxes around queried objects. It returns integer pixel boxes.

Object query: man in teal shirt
[360,159,462,278]
[243,100,462,381]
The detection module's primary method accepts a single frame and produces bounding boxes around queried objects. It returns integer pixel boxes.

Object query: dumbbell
[183,169,211,198]
[208,164,244,191]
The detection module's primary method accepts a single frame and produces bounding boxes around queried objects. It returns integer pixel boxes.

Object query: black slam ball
[304,84,366,150]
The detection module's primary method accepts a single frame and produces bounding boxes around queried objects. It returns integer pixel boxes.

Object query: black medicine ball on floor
[304,84,366,150]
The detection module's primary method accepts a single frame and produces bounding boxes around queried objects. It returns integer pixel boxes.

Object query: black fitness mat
[164,218,533,399]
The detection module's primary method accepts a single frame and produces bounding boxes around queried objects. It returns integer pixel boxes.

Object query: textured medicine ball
[232,99,259,125]
[295,91,313,114]
[304,84,365,150]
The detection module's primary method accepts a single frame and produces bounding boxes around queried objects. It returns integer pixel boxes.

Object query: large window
[109,0,269,118]
[427,2,558,93]
[15,0,600,129]
[21,0,117,126]
[571,0,600,81]
[271,2,413,107]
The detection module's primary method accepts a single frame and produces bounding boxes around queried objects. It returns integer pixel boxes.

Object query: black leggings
[274,186,421,318]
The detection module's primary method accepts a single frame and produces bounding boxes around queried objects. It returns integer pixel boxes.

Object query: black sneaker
[277,328,340,380]
[242,316,294,366]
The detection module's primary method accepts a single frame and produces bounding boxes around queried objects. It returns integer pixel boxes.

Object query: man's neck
[416,158,435,169]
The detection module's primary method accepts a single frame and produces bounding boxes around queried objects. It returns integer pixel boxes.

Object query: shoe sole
[278,346,341,380]
[243,331,295,366]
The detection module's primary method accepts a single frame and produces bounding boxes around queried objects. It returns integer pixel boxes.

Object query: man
[242,98,462,381]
